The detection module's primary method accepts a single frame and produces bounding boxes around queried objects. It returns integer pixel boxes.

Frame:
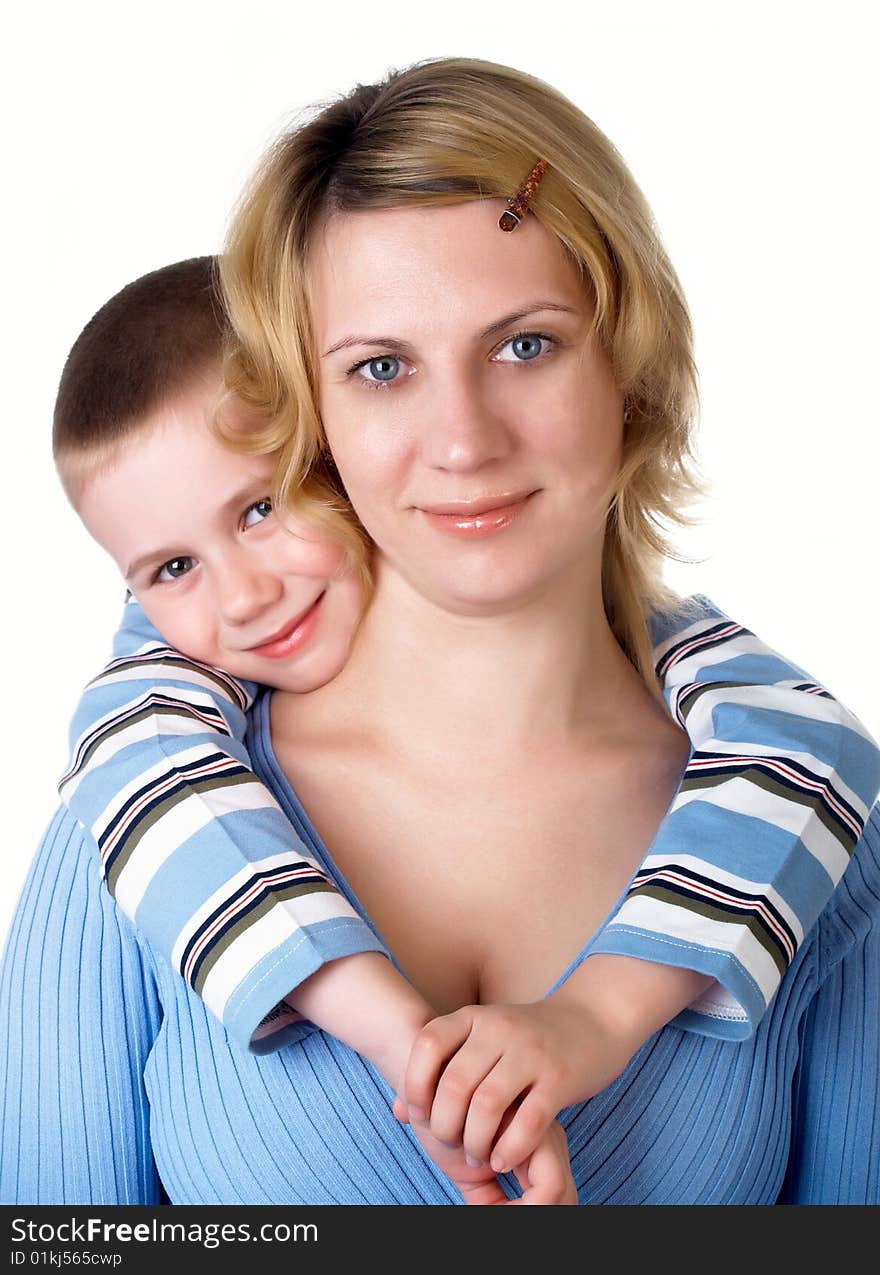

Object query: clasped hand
[392,998,634,1205]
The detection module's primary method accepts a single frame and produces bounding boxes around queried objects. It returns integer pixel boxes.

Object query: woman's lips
[419,492,535,538]
[246,594,325,659]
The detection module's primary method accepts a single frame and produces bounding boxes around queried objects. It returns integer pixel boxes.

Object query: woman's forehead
[308,200,586,341]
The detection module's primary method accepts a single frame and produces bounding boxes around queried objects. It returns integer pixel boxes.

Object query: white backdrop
[2,0,877,951]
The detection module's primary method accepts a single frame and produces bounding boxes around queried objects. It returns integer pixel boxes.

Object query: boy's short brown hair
[53,256,227,504]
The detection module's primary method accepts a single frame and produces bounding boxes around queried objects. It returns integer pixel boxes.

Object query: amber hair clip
[498,159,549,232]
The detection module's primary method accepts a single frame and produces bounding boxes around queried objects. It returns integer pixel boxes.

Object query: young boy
[53,257,880,1192]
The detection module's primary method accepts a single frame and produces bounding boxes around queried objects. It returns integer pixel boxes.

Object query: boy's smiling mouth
[242,592,327,659]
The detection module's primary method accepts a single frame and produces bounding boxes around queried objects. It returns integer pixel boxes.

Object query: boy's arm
[59,596,391,1055]
[590,594,880,1037]
[286,951,433,1090]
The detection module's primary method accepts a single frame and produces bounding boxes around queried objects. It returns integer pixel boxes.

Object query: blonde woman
[2,59,878,1204]
[217,58,880,1199]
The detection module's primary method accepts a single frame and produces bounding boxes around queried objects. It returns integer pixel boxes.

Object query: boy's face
[77,372,365,692]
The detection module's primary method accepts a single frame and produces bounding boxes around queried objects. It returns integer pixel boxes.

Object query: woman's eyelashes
[345,331,557,388]
[492,331,555,363]
[347,353,412,388]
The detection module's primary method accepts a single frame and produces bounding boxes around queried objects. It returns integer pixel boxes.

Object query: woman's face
[309,199,624,616]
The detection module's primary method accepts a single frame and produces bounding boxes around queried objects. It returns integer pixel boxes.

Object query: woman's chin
[404,566,561,619]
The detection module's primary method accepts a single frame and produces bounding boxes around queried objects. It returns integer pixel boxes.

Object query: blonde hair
[220,57,703,688]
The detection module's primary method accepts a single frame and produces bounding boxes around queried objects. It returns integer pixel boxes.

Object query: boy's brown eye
[156,556,195,583]
[243,499,273,528]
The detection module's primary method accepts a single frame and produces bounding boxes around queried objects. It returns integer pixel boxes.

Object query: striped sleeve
[591,595,880,1039]
[58,597,388,1055]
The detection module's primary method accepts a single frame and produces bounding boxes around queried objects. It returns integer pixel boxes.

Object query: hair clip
[498,159,549,231]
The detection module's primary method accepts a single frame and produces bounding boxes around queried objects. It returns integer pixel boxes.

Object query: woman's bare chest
[270,728,687,1012]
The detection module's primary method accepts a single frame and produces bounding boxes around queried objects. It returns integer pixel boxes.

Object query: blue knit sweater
[2,695,878,1204]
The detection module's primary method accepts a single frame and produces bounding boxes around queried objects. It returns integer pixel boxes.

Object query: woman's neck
[281,555,663,759]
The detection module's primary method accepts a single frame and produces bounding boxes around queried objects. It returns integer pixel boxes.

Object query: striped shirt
[57,595,880,1052]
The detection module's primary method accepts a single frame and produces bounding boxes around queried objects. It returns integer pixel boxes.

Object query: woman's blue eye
[358,356,401,383]
[243,498,273,528]
[496,333,549,362]
[156,556,195,583]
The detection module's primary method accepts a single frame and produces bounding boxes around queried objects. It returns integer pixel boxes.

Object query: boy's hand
[395,959,712,1174]
[404,1105,577,1205]
[397,999,631,1174]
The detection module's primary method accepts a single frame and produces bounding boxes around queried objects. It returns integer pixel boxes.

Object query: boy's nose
[214,559,283,624]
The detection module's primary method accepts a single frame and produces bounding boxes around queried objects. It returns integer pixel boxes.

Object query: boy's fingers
[404,1010,474,1118]
[428,1044,503,1149]
[510,1124,577,1206]
[391,1095,409,1123]
[459,1057,532,1165]
[488,1089,556,1174]
[457,1178,511,1206]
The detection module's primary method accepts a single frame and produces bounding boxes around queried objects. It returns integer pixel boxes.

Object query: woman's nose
[420,369,513,473]
[213,555,283,625]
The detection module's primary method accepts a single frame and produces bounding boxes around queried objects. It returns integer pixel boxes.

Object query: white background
[1,0,877,951]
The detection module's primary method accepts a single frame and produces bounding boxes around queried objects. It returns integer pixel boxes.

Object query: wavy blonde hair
[219,57,703,688]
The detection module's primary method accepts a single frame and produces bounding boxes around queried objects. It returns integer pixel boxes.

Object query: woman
[2,58,878,1205]
[215,56,880,1201]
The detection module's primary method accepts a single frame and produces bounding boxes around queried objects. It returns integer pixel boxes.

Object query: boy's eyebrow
[125,546,187,582]
[124,477,274,581]
[321,302,580,358]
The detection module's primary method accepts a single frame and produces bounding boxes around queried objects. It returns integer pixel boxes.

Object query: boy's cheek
[277,531,350,582]
[134,594,217,668]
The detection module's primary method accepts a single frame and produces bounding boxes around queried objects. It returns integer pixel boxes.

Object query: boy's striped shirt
[59,595,880,1050]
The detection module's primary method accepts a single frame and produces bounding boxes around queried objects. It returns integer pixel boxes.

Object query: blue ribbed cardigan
[2,695,878,1205]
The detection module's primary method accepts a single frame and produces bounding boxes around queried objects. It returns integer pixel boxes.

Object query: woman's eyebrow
[478,302,579,340]
[321,303,579,359]
[322,335,418,358]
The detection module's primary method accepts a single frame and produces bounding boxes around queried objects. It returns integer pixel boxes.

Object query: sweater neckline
[249,687,689,1001]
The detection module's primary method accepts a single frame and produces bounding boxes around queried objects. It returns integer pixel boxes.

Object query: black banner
[3,1204,876,1270]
